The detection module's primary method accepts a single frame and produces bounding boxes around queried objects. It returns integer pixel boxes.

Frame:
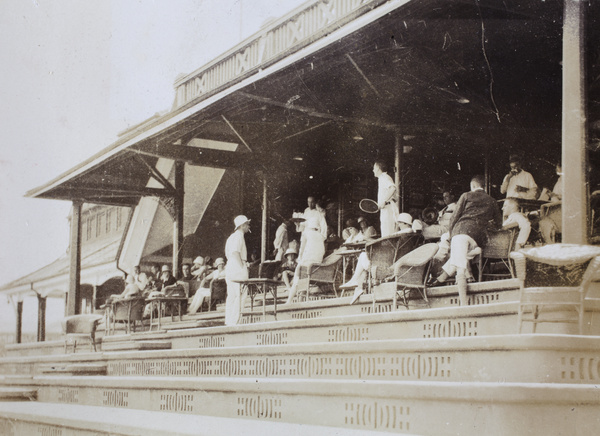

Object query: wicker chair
[296,253,343,300]
[110,296,146,334]
[392,243,440,308]
[511,244,600,334]
[477,227,519,282]
[61,314,103,353]
[365,233,422,291]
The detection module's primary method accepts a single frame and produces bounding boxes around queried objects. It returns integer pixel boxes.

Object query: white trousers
[187,287,211,314]
[380,203,397,237]
[442,234,478,277]
[225,266,248,326]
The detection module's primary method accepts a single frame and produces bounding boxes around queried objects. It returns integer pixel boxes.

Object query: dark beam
[57,186,174,199]
[173,161,185,277]
[67,201,82,316]
[134,155,176,193]
[16,300,23,344]
[37,295,46,342]
[238,91,399,130]
[130,144,257,170]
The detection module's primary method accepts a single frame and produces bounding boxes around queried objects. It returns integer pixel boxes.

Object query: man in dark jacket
[431,175,502,305]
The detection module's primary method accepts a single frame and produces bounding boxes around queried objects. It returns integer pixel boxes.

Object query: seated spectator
[502,198,531,250]
[325,226,344,254]
[342,219,357,240]
[180,263,193,281]
[421,192,457,239]
[188,258,227,314]
[395,213,416,234]
[279,247,298,292]
[111,275,141,301]
[429,175,502,305]
[340,212,417,305]
[148,264,161,289]
[357,217,378,241]
[500,154,538,199]
[191,256,209,281]
[136,272,151,296]
[344,221,362,244]
[538,163,563,244]
[157,264,177,292]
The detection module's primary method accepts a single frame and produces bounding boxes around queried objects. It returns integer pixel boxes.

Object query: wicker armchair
[61,314,103,353]
[477,227,519,282]
[511,244,600,334]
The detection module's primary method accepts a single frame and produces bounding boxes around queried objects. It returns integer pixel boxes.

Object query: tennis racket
[359,198,379,213]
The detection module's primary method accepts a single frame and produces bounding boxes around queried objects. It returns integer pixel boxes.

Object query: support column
[37,294,46,342]
[562,0,588,244]
[67,201,83,316]
[173,161,185,276]
[261,173,268,262]
[394,133,404,212]
[16,300,23,344]
[484,144,491,194]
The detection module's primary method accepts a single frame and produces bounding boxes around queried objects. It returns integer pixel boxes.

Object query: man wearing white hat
[224,215,250,325]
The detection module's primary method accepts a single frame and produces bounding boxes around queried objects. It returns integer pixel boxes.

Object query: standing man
[430,175,502,305]
[225,215,250,326]
[500,154,538,199]
[273,219,290,261]
[373,160,399,237]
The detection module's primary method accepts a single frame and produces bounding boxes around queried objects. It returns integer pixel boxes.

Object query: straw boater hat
[234,215,250,229]
[396,213,413,225]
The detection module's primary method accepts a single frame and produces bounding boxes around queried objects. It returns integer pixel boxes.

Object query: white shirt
[273,223,288,251]
[225,229,247,271]
[377,172,396,205]
[501,170,537,199]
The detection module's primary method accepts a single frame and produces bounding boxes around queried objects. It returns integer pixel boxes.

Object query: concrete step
[3,376,599,435]
[0,387,36,401]
[1,335,599,385]
[0,402,389,436]
[40,363,107,376]
[100,340,172,352]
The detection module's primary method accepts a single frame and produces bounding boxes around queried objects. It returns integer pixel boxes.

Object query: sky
[0,0,305,333]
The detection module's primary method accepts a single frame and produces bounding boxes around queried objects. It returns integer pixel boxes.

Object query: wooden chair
[477,227,519,282]
[61,314,103,353]
[110,296,146,334]
[511,245,600,334]
[392,243,440,308]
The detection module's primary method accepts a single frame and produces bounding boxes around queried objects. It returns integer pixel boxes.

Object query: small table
[147,296,188,331]
[234,278,280,322]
